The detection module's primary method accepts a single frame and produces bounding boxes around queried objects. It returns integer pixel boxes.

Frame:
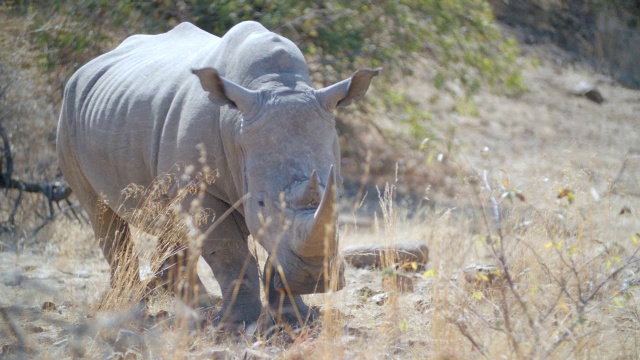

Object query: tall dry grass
[1,154,640,358]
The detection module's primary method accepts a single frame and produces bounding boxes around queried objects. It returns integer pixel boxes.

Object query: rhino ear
[192,67,259,117]
[316,68,381,110]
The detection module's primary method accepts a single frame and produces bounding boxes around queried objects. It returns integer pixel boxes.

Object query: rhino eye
[258,200,265,207]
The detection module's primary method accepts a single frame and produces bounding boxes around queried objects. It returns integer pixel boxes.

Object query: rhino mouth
[259,165,344,295]
[267,252,345,295]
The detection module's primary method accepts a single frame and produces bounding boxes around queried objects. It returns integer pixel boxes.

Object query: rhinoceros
[56,21,378,327]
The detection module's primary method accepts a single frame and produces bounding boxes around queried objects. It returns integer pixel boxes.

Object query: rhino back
[60,22,228,209]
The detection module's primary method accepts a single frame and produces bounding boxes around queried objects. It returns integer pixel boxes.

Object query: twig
[9,186,23,226]
[478,169,540,358]
[0,121,13,183]
[450,315,489,356]
[22,204,84,243]
[540,246,640,358]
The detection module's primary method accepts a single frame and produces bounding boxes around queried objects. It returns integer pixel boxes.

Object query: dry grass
[2,6,640,359]
[1,152,639,359]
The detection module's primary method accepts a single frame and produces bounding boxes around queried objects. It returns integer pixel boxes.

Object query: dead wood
[342,241,429,269]
[0,122,82,228]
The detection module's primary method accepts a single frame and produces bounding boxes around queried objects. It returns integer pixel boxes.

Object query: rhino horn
[302,169,321,206]
[295,166,338,258]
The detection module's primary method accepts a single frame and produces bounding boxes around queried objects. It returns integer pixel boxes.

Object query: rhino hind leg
[90,204,141,290]
[264,264,317,328]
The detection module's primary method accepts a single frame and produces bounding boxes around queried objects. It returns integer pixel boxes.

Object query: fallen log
[342,241,429,269]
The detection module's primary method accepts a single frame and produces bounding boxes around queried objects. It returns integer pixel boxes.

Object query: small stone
[463,264,505,290]
[356,286,379,299]
[415,299,431,313]
[343,326,366,336]
[371,292,389,305]
[584,89,604,103]
[154,310,169,319]
[42,301,57,312]
[26,324,46,333]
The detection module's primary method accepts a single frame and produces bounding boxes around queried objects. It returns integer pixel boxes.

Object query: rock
[343,242,429,269]
[371,292,389,305]
[356,286,380,300]
[584,89,604,104]
[463,264,506,289]
[415,299,430,313]
[573,81,604,104]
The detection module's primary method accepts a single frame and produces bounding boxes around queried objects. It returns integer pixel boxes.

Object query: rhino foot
[268,298,317,328]
[265,265,318,329]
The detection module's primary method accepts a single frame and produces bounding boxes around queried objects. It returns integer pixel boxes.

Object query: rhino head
[193,67,379,295]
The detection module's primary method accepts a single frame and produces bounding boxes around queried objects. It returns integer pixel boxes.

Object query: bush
[13,0,523,97]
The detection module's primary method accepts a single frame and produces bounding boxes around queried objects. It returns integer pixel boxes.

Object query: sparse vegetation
[1,0,640,359]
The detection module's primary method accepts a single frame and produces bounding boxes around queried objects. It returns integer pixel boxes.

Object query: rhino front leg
[264,263,317,328]
[200,199,263,327]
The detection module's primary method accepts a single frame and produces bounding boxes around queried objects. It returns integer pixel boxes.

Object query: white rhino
[57,21,378,327]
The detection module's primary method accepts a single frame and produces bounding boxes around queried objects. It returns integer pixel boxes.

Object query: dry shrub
[422,163,640,359]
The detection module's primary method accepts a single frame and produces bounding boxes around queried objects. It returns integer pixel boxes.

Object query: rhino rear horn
[294,166,338,258]
[315,68,381,110]
[301,169,321,206]
[192,67,260,118]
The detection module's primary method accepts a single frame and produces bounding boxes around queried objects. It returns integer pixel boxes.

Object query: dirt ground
[1,35,639,359]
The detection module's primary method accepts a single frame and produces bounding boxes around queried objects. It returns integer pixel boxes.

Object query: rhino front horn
[294,165,338,258]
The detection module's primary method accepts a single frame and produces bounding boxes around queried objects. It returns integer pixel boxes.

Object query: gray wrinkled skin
[57,21,378,328]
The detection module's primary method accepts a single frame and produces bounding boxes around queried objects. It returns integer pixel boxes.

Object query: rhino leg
[151,236,211,309]
[88,203,140,289]
[264,264,317,328]
[200,198,263,327]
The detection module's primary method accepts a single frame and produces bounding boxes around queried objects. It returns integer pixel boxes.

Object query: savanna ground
[2,7,640,360]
